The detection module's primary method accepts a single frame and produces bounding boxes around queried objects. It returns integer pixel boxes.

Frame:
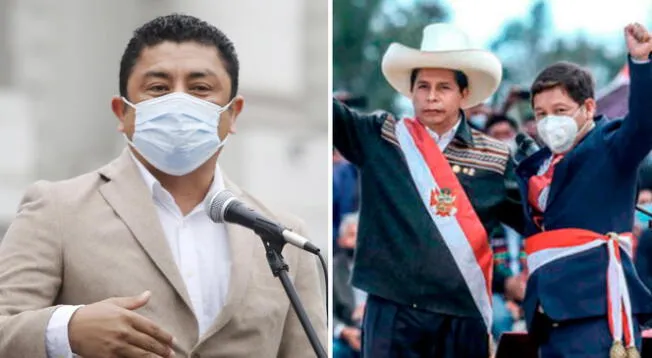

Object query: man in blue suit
[515,23,652,357]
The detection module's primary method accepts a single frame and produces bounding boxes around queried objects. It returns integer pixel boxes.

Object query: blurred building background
[0,0,329,254]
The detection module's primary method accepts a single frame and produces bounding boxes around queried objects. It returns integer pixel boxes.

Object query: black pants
[361,295,488,358]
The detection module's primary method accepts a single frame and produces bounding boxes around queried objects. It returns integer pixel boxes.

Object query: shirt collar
[426,116,462,143]
[128,150,225,208]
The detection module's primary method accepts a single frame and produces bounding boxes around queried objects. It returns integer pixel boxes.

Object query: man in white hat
[333,23,525,357]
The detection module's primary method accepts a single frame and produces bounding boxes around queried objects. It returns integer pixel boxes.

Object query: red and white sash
[528,154,564,228]
[396,118,493,330]
[525,229,636,350]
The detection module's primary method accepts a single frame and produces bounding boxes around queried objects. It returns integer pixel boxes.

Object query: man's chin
[417,115,449,128]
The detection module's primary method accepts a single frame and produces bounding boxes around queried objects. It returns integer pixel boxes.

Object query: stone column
[11,0,176,182]
[175,1,329,252]
[0,0,11,86]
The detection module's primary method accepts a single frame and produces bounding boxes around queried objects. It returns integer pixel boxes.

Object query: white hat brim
[381,43,503,109]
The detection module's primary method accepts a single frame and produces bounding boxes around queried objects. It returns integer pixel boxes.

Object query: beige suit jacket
[0,149,326,358]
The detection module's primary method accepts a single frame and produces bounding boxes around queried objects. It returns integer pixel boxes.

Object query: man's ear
[460,87,470,108]
[583,98,597,118]
[227,95,245,134]
[111,96,128,132]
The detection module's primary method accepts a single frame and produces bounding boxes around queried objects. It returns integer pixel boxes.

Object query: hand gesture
[625,23,652,61]
[69,291,176,358]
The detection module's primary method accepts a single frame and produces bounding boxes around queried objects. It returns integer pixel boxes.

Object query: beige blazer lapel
[196,176,257,344]
[97,149,194,312]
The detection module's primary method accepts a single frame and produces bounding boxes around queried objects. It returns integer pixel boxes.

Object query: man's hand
[340,326,362,352]
[504,275,526,302]
[69,291,176,358]
[506,300,524,320]
[625,23,652,61]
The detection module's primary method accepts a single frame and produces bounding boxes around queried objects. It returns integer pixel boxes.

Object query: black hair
[410,68,469,92]
[484,114,518,133]
[531,61,594,105]
[119,14,239,100]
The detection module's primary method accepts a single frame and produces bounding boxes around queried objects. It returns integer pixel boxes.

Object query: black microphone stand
[253,218,327,358]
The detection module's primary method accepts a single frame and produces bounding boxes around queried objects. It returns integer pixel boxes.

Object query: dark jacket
[333,102,524,319]
[515,57,652,334]
[332,162,359,252]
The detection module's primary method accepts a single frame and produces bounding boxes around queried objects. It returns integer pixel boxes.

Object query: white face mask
[536,107,586,154]
[469,114,488,129]
[123,92,233,176]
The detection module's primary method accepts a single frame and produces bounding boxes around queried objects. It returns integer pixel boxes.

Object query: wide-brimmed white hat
[381,23,502,109]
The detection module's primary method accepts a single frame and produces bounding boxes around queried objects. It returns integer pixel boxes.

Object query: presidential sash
[396,117,493,330]
[525,229,638,356]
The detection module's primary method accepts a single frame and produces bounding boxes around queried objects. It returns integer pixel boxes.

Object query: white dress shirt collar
[425,117,462,151]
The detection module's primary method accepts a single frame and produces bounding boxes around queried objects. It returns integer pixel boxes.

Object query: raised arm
[606,24,652,168]
[333,99,385,167]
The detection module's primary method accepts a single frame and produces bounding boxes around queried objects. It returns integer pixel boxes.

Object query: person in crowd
[332,92,364,253]
[333,149,359,253]
[515,23,652,357]
[485,114,527,342]
[334,23,525,357]
[521,115,543,146]
[485,114,519,154]
[333,213,365,358]
[465,103,492,130]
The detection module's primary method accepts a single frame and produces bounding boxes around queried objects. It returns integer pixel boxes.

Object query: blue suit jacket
[515,58,652,332]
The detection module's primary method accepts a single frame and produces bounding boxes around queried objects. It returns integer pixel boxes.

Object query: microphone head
[512,132,541,164]
[515,132,528,144]
[205,190,237,223]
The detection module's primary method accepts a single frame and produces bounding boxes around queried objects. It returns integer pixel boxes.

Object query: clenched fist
[69,291,176,358]
[625,23,652,61]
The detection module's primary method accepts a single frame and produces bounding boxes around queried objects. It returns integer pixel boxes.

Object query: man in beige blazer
[0,14,325,358]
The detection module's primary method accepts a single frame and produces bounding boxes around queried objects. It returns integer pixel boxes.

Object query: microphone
[514,132,540,163]
[205,190,321,254]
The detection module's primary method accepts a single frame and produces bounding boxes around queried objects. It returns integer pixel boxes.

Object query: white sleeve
[45,305,83,358]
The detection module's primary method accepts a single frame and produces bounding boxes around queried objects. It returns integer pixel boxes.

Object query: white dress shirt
[425,118,461,152]
[45,154,231,358]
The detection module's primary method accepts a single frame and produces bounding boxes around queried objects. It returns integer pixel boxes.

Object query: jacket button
[412,303,418,309]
